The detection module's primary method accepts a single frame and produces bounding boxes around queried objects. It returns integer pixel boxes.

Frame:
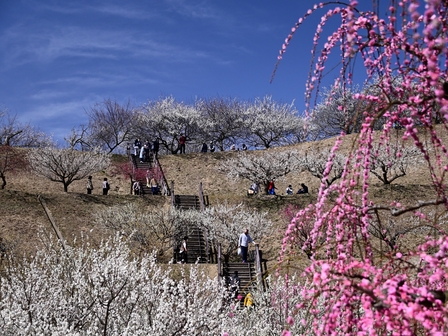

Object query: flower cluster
[278,0,448,334]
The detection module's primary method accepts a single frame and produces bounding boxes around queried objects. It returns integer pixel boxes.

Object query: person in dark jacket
[230,271,241,300]
[152,139,159,157]
[297,183,309,194]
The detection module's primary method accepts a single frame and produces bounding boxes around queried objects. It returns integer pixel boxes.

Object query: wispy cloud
[31,1,154,20]
[164,0,219,19]
[21,99,92,121]
[1,22,215,69]
[30,90,69,101]
[35,71,161,91]
[90,4,153,20]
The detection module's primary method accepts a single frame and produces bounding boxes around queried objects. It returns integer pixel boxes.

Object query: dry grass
[1,128,446,269]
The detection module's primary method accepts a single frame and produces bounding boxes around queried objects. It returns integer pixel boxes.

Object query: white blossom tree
[0,234,322,335]
[195,97,246,151]
[94,205,204,260]
[95,203,272,263]
[137,97,201,154]
[0,109,53,147]
[64,125,91,151]
[370,140,425,184]
[0,235,228,335]
[309,85,365,140]
[242,95,305,148]
[27,147,111,192]
[220,151,300,194]
[296,147,347,187]
[201,203,272,262]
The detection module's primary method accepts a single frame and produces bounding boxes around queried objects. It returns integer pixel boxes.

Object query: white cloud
[164,0,219,19]
[30,1,154,20]
[1,22,216,69]
[21,99,91,121]
[30,90,69,101]
[90,4,153,20]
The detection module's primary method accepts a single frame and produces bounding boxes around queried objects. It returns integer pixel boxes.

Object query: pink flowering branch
[278,1,448,334]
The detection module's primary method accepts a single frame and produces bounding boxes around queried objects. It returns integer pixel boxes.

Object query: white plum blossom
[369,139,425,184]
[27,146,111,192]
[220,151,300,194]
[0,235,320,335]
[243,95,306,148]
[201,203,273,261]
[137,96,202,154]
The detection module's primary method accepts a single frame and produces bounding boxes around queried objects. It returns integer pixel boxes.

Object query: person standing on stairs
[149,176,159,195]
[179,236,188,263]
[139,145,145,163]
[144,141,151,162]
[133,181,141,196]
[238,228,255,263]
[230,271,241,301]
[244,292,254,308]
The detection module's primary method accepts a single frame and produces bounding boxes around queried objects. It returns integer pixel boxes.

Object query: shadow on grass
[244,193,316,212]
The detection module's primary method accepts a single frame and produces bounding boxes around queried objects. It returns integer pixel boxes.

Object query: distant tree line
[0,79,433,192]
[74,95,308,155]
[2,77,442,156]
[60,85,395,154]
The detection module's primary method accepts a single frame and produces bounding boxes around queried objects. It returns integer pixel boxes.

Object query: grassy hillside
[0,129,444,267]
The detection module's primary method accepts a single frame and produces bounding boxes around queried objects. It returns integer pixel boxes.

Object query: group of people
[229,270,254,308]
[230,143,247,151]
[286,183,309,195]
[132,171,160,196]
[202,142,249,153]
[201,142,216,153]
[132,138,160,163]
[86,176,110,195]
[228,228,257,306]
[172,133,253,154]
[133,134,256,156]
[248,181,308,196]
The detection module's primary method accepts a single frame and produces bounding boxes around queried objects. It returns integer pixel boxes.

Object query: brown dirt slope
[0,127,446,261]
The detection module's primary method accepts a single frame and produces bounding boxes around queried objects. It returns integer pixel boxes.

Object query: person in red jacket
[178,134,186,154]
[267,180,276,195]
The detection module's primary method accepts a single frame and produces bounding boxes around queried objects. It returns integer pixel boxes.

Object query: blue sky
[0,0,360,143]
